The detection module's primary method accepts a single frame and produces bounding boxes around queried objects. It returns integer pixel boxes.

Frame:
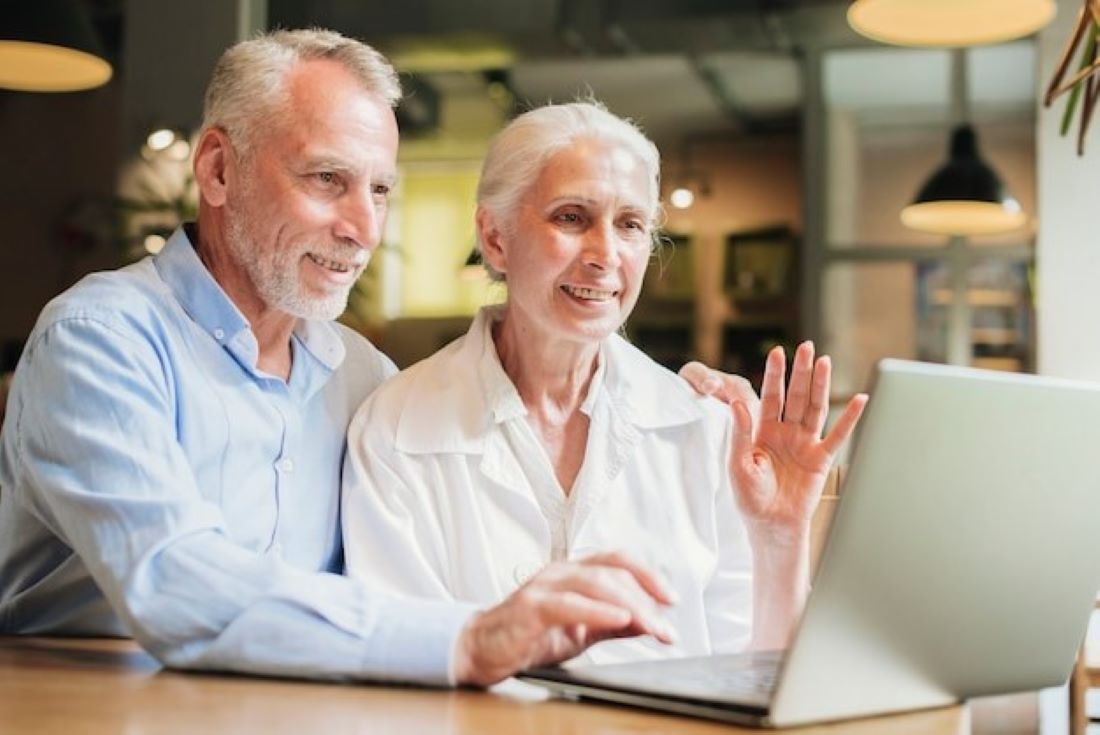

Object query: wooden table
[0,636,970,734]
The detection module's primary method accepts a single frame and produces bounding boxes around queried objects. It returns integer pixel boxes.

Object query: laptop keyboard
[678,658,781,700]
[533,651,785,709]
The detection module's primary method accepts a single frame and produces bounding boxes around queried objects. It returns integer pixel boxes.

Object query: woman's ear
[476,207,507,276]
[193,128,235,208]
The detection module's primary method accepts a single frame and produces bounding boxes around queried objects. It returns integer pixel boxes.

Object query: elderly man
[0,29,745,685]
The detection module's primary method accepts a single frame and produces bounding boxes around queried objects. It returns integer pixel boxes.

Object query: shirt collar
[395,306,703,455]
[154,225,345,374]
[154,225,250,347]
[471,305,611,424]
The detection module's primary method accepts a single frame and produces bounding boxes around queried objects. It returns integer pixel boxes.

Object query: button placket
[266,392,293,554]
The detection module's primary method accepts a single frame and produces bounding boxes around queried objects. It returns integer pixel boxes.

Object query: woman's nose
[582,222,621,270]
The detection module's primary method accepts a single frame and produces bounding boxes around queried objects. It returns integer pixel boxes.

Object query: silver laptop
[519,359,1100,727]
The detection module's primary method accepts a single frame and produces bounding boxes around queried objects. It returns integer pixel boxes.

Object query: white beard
[223,209,361,322]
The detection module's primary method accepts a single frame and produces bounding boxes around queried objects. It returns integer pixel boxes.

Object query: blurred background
[3,0,1094,404]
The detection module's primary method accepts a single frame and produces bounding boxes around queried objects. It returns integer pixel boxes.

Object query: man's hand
[679,361,761,424]
[452,551,678,687]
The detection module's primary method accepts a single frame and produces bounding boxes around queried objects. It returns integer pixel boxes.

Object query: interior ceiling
[267,0,1037,148]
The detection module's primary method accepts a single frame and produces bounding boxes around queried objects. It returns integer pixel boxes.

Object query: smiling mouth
[561,284,618,301]
[307,253,356,273]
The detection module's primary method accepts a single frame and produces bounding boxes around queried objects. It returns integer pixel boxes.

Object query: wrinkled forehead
[533,138,657,213]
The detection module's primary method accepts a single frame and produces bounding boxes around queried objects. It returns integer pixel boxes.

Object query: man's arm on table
[3,315,675,686]
[2,314,474,683]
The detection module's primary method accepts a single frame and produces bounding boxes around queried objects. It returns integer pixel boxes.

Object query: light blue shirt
[0,226,473,683]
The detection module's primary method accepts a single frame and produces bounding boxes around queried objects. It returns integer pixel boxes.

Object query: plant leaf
[1062,26,1099,137]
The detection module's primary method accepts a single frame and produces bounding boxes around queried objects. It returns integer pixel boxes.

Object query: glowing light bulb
[670,187,695,209]
[146,128,175,152]
[144,234,167,254]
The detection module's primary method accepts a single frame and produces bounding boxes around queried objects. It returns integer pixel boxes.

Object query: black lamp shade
[0,0,112,92]
[901,125,1026,236]
[460,247,487,281]
[914,126,1005,203]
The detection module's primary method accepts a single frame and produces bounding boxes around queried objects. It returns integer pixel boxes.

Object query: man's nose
[334,188,383,249]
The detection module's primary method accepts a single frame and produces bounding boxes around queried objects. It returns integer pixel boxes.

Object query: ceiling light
[670,187,695,210]
[0,0,112,92]
[848,0,1055,47]
[147,129,176,152]
[900,125,1027,235]
[143,234,167,255]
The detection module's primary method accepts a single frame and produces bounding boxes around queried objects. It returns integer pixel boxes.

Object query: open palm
[729,342,867,529]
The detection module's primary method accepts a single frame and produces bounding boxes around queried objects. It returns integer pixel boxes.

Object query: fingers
[454,555,681,687]
[759,346,786,423]
[819,393,869,458]
[782,341,815,425]
[547,565,677,644]
[678,361,721,397]
[531,589,632,631]
[804,355,831,436]
[578,550,678,606]
[728,399,756,479]
[679,362,761,413]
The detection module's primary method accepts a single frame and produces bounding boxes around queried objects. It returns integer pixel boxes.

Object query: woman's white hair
[475,100,662,281]
[201,28,401,155]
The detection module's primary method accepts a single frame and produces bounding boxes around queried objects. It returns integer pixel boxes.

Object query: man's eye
[555,211,582,224]
[373,184,391,197]
[315,172,338,185]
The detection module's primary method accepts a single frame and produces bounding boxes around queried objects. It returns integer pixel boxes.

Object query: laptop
[519,359,1100,727]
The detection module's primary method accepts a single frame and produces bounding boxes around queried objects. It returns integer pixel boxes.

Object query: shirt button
[513,562,542,586]
[277,457,294,473]
[213,328,225,341]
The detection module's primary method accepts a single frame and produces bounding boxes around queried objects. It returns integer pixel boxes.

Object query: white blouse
[342,306,753,664]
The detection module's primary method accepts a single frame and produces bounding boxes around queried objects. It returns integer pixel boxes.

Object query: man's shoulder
[35,259,173,338]
[322,322,400,414]
[331,322,398,382]
[347,333,468,444]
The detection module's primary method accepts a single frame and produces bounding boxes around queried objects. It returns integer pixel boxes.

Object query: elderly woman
[342,101,865,667]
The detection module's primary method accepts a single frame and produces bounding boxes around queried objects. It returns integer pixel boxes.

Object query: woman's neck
[492,312,600,421]
[492,310,600,495]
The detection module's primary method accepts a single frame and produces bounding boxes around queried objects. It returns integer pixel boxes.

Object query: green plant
[1045,0,1100,155]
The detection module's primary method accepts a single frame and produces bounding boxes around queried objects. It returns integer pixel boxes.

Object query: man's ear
[193,128,235,208]
[476,207,507,276]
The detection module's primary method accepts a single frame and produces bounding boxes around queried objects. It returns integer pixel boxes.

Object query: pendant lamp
[900,125,1026,236]
[848,0,1056,47]
[0,0,112,92]
[460,248,487,281]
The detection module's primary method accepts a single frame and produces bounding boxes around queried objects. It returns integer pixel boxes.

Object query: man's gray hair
[475,100,662,281]
[201,28,402,154]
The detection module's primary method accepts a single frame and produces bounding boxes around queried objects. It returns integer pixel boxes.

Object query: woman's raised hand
[728,342,867,532]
